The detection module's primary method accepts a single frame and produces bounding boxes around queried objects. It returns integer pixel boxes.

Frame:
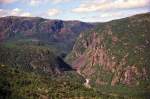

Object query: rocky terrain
[67,13,150,97]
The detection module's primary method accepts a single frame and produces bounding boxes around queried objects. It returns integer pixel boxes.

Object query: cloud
[46,8,60,17]
[0,0,18,4]
[50,0,70,4]
[0,8,32,17]
[72,0,150,13]
[27,0,71,6]
[29,0,42,6]
[80,8,150,22]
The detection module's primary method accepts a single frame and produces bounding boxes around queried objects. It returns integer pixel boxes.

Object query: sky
[0,0,150,22]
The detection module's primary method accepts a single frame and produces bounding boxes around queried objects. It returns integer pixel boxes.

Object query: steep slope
[67,13,150,97]
[0,16,94,53]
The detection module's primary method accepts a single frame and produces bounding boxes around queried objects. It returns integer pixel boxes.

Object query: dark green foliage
[0,65,99,98]
[1,65,147,99]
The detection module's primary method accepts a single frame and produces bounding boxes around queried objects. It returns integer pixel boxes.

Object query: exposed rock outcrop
[67,13,150,89]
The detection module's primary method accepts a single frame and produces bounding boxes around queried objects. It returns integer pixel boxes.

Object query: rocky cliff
[67,13,150,95]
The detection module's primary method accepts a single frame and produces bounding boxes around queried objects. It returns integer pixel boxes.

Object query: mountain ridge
[0,16,95,54]
[66,12,150,96]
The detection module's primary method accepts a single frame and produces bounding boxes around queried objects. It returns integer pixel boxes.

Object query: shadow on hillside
[56,57,74,71]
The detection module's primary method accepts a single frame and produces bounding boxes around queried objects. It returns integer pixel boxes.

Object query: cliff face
[67,13,150,90]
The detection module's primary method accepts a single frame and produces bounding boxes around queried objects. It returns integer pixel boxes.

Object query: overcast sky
[0,0,150,22]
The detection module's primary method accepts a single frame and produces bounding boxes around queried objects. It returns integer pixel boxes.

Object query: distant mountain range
[0,16,94,53]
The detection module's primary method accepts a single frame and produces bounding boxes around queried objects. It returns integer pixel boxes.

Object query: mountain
[0,13,150,98]
[0,16,94,54]
[66,13,150,97]
[0,16,94,76]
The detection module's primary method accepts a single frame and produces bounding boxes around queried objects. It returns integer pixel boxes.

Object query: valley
[0,12,150,99]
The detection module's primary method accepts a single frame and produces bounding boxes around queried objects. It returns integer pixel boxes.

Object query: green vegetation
[1,65,148,99]
[0,64,88,98]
